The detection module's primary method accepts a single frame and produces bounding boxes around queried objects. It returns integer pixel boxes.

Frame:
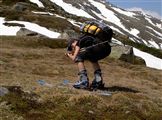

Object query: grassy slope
[0,36,162,120]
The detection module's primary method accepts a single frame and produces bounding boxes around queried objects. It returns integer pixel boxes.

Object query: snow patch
[0,17,60,38]
[109,26,124,35]
[67,19,81,27]
[111,38,123,45]
[49,0,93,18]
[145,17,156,26]
[146,26,162,38]
[130,28,139,37]
[32,11,53,16]
[133,47,162,70]
[54,14,66,19]
[146,31,162,40]
[148,40,160,49]
[156,23,162,29]
[112,7,135,17]
[89,0,130,33]
[29,0,44,8]
[160,43,162,49]
[141,40,148,45]
[0,17,21,36]
[129,37,137,42]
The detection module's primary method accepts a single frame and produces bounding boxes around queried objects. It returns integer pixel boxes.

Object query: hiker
[66,20,113,89]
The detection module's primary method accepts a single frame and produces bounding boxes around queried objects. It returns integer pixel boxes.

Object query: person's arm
[67,45,80,61]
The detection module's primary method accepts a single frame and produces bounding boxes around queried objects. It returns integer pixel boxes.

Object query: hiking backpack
[80,21,113,42]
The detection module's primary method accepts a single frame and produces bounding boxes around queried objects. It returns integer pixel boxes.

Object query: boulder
[16,28,39,37]
[12,2,29,12]
[58,30,79,39]
[110,45,131,59]
[0,87,9,96]
[58,32,69,39]
[119,46,146,65]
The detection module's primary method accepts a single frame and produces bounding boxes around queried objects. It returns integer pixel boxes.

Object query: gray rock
[58,30,79,39]
[110,45,130,59]
[0,87,9,96]
[119,46,146,65]
[12,2,29,12]
[16,28,38,36]
[58,32,69,39]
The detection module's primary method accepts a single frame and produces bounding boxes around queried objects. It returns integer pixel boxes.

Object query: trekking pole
[79,40,110,52]
[79,40,121,53]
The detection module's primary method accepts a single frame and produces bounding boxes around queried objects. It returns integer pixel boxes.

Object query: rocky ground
[0,36,162,120]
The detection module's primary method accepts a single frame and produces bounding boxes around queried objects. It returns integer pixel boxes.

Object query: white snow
[109,26,124,35]
[133,47,162,70]
[89,0,135,36]
[112,7,135,17]
[130,28,140,38]
[29,0,44,8]
[156,23,162,29]
[32,11,53,16]
[141,39,148,45]
[49,0,93,18]
[146,26,162,38]
[148,40,160,49]
[111,38,123,45]
[54,14,66,19]
[146,31,162,40]
[89,0,121,25]
[0,18,21,36]
[160,43,162,49]
[0,17,60,38]
[129,37,136,42]
[67,19,82,27]
[145,17,156,26]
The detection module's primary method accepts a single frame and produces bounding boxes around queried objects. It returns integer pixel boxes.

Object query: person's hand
[65,51,73,57]
[67,53,75,61]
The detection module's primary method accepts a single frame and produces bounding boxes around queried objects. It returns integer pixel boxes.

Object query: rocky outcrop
[119,46,146,65]
[58,30,80,39]
[12,2,29,12]
[16,28,39,37]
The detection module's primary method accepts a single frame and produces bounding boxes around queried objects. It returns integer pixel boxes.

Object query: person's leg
[73,62,89,89]
[91,62,100,72]
[77,62,86,72]
[91,61,104,89]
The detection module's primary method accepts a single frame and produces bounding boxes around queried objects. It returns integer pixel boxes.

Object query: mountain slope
[0,1,162,119]
[0,36,162,120]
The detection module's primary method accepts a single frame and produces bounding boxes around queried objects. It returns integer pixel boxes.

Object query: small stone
[88,110,94,114]
[125,111,130,114]
[0,87,9,96]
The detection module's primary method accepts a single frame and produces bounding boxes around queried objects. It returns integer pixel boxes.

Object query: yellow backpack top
[83,24,101,35]
[80,21,113,42]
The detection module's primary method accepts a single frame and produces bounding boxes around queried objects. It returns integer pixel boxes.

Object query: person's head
[67,38,78,51]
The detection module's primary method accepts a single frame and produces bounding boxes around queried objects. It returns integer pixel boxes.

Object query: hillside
[0,0,162,49]
[0,0,162,119]
[0,36,162,120]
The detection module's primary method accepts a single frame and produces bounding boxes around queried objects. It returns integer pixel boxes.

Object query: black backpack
[80,21,113,42]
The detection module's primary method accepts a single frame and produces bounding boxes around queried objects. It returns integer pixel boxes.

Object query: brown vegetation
[0,36,162,120]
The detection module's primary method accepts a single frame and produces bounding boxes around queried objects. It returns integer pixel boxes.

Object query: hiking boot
[73,70,89,89]
[90,69,104,90]
[91,80,104,90]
